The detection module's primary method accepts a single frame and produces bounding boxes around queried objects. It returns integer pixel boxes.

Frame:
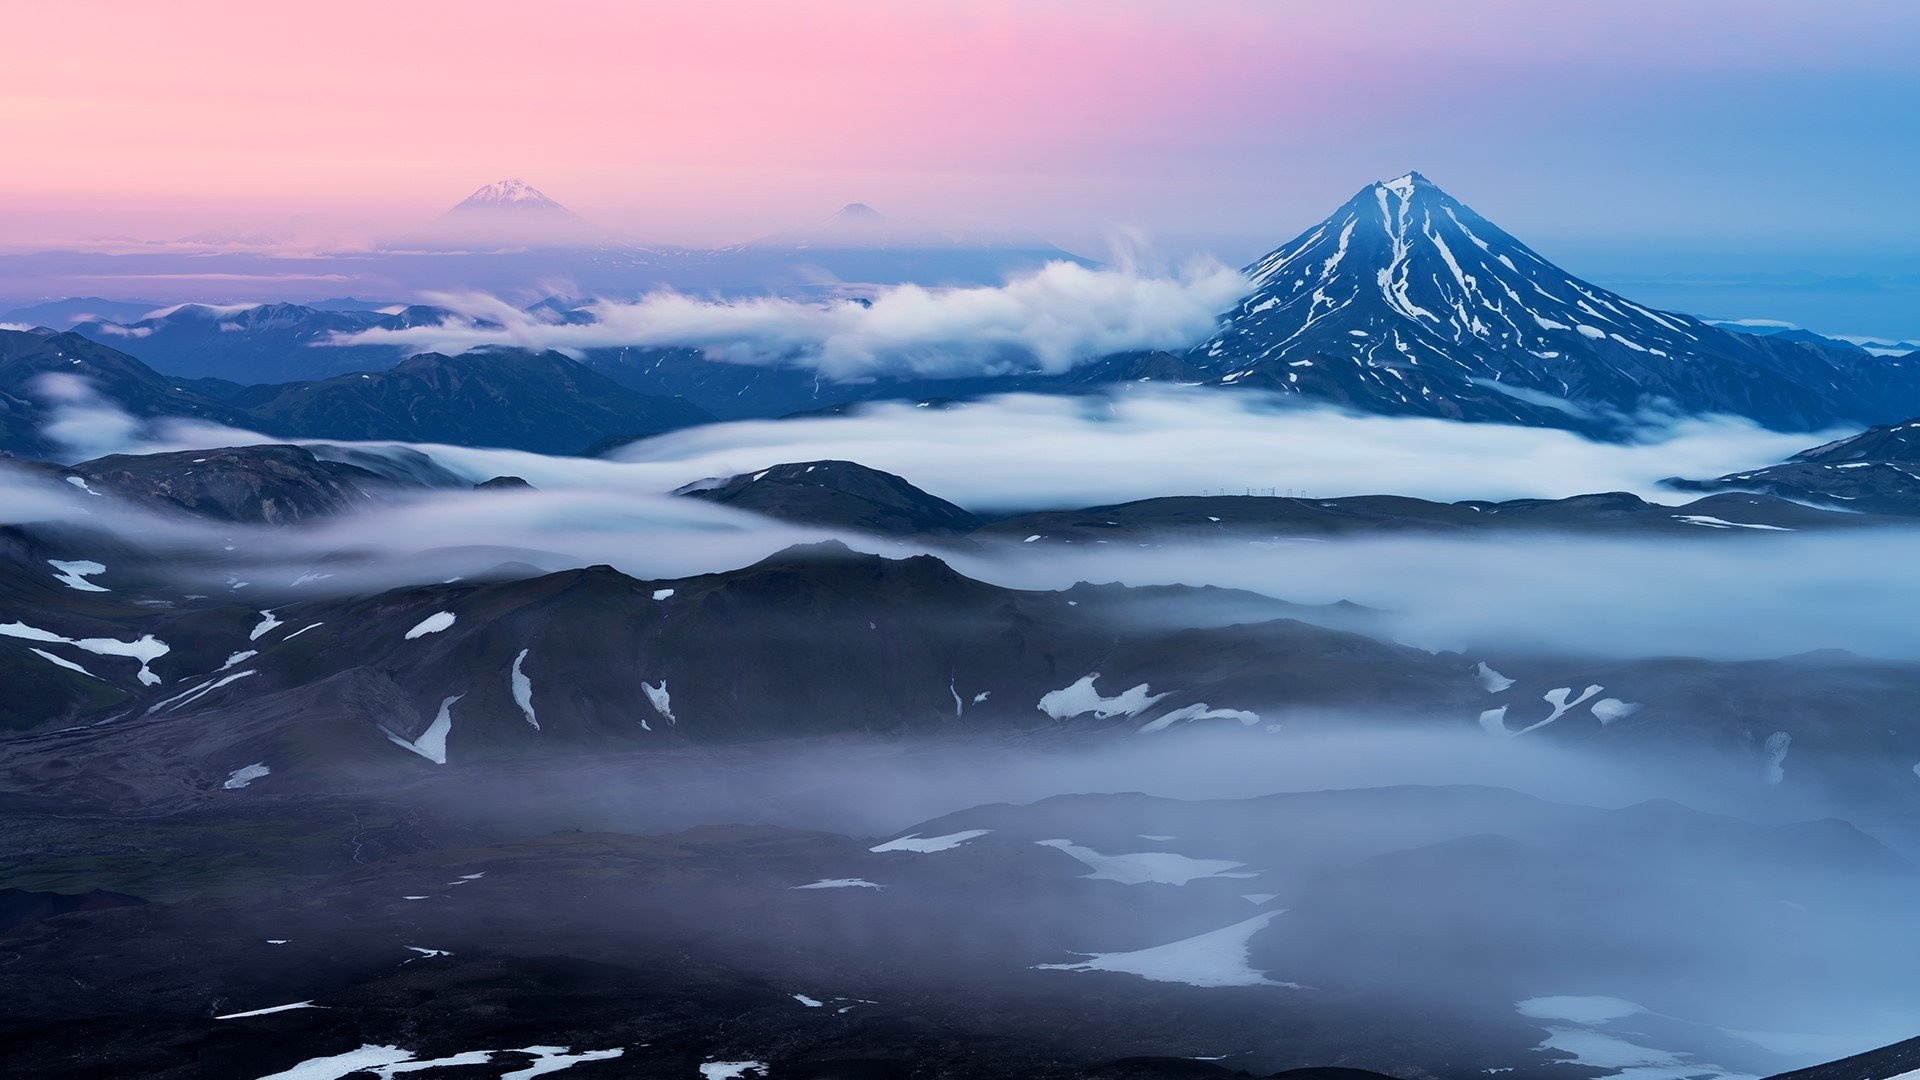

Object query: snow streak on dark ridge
[1191,172,1920,431]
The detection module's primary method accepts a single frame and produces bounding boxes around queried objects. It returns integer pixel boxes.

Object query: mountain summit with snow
[411,178,607,249]
[1192,172,1920,430]
[451,178,570,211]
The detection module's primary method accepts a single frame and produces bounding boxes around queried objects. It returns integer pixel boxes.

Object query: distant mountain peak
[404,178,610,250]
[453,179,567,212]
[832,202,885,221]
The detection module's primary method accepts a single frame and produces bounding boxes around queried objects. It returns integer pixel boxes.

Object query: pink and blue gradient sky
[3,0,1918,271]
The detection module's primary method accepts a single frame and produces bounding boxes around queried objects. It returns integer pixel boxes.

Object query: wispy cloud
[137,301,268,320]
[29,373,148,460]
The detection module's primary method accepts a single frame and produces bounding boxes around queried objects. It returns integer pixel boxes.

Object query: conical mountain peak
[1183,172,1906,429]
[1188,171,1920,432]
[450,179,569,213]
[1210,172,1692,367]
[406,178,606,250]
[1376,171,1433,197]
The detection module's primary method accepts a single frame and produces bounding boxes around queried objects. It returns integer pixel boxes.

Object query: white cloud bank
[327,260,1251,378]
[598,389,1824,510]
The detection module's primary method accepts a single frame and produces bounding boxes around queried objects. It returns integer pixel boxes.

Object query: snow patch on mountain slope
[28,648,99,679]
[871,829,991,853]
[223,763,270,790]
[498,1046,625,1079]
[1034,839,1252,885]
[1674,515,1792,531]
[1136,702,1260,733]
[47,559,107,591]
[250,1041,624,1080]
[1590,698,1641,724]
[404,611,456,639]
[0,621,169,685]
[150,669,257,713]
[1491,686,1612,736]
[510,648,538,730]
[381,695,462,765]
[1474,661,1515,692]
[215,1000,321,1020]
[1034,911,1301,988]
[1039,674,1169,720]
[642,680,674,725]
[252,1043,413,1079]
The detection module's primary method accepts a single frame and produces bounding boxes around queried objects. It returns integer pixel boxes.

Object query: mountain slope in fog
[56,444,396,524]
[675,459,984,537]
[0,541,1485,789]
[673,459,1894,542]
[0,329,251,456]
[1670,415,1920,515]
[8,511,1920,822]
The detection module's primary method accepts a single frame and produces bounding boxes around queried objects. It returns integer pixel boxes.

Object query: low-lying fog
[52,381,1824,507]
[535,391,1824,508]
[405,725,1920,1066]
[953,531,1920,661]
[424,725,1820,842]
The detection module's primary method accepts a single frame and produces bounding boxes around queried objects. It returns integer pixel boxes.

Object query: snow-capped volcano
[410,178,607,249]
[1211,172,1703,364]
[1193,172,1920,430]
[452,178,567,210]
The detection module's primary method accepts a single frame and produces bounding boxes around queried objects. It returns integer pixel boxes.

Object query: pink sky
[4,0,1917,259]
